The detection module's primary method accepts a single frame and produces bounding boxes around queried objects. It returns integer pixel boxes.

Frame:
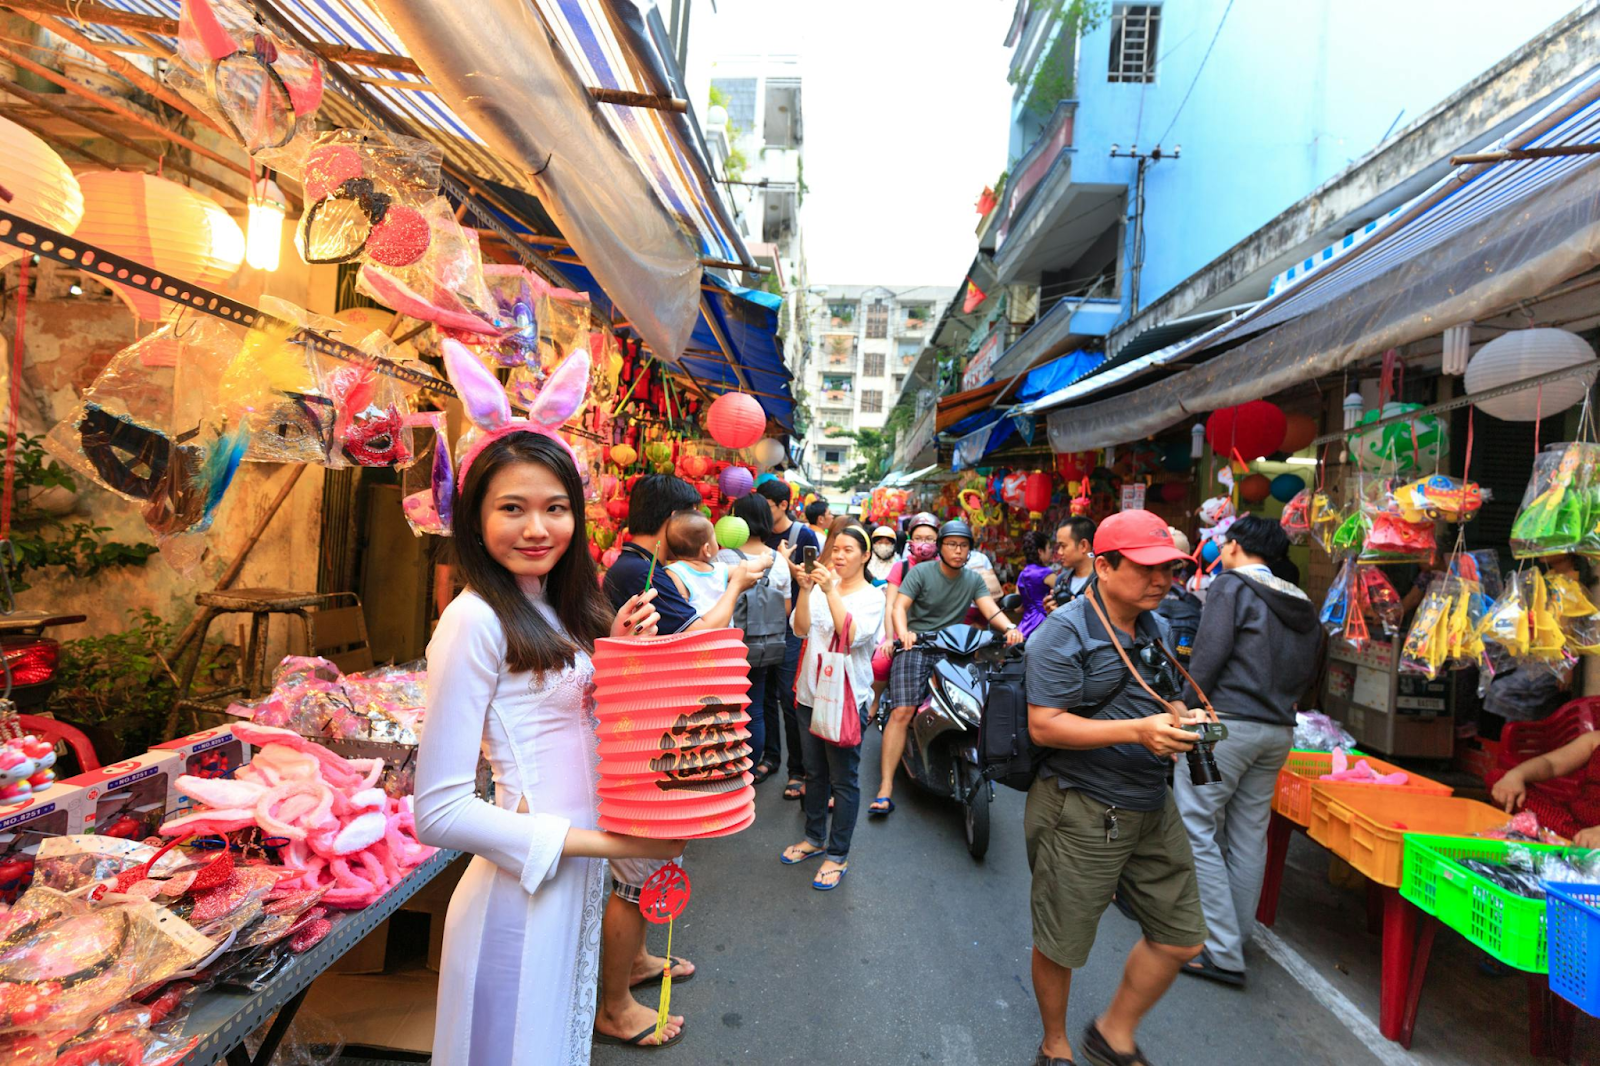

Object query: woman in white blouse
[416,429,686,1061]
[779,524,887,890]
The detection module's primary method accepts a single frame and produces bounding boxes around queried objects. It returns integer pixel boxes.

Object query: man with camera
[1175,515,1321,988]
[1024,510,1213,1066]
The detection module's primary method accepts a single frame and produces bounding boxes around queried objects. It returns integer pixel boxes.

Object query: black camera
[1182,720,1229,786]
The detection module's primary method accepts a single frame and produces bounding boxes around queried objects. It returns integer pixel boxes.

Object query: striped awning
[78,1,747,265]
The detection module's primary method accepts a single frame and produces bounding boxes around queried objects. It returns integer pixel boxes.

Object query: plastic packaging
[1393,474,1485,524]
[1511,443,1600,558]
[1280,488,1311,542]
[166,0,325,160]
[1293,711,1358,753]
[0,886,214,1034]
[321,358,417,469]
[1359,479,1435,562]
[1400,574,1485,678]
[295,129,442,268]
[43,320,248,553]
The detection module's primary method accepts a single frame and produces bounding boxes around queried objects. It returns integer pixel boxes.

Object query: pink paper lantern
[706,393,766,450]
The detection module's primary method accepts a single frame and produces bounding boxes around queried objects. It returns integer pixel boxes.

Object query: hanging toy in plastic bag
[1359,567,1404,638]
[1330,509,1369,556]
[401,413,453,537]
[1362,478,1436,561]
[295,129,442,268]
[1394,474,1485,524]
[1307,490,1340,555]
[1548,570,1600,654]
[484,269,538,367]
[1478,569,1533,657]
[1528,568,1566,660]
[1400,578,1456,678]
[1319,559,1353,638]
[324,359,415,468]
[219,315,330,464]
[1511,443,1591,558]
[1281,489,1311,542]
[167,0,324,161]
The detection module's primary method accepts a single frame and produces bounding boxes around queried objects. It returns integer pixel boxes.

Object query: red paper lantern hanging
[1239,473,1272,504]
[706,393,766,450]
[590,630,756,839]
[1279,413,1319,455]
[1158,481,1190,504]
[605,497,629,521]
[1024,471,1052,518]
[681,454,710,478]
[1055,451,1096,482]
[1204,402,1287,461]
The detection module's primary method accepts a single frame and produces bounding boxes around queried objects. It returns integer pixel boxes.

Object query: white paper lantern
[1464,328,1596,421]
[753,437,785,469]
[0,115,83,268]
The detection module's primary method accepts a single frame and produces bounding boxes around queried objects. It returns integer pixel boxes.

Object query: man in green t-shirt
[869,519,1022,815]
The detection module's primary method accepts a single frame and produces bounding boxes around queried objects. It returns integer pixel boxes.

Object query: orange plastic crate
[1306,790,1508,887]
[1273,751,1450,827]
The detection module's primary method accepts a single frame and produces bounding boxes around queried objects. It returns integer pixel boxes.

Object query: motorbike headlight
[938,679,982,726]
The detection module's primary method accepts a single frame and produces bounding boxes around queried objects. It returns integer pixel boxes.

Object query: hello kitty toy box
[153,724,253,819]
[0,779,91,903]
[64,751,183,841]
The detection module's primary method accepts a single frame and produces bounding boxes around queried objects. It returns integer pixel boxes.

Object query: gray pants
[1173,717,1293,972]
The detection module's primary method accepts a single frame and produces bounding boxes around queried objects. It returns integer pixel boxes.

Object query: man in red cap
[1023,509,1211,1066]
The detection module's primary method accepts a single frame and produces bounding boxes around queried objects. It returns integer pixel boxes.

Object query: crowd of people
[419,430,1563,1065]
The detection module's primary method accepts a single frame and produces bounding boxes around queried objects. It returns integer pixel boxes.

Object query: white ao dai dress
[416,587,604,1065]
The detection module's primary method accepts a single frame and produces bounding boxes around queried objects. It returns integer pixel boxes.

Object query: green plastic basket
[1400,834,1578,973]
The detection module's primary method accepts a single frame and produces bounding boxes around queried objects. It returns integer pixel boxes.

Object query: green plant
[1008,0,1108,117]
[838,428,892,490]
[49,608,229,753]
[796,155,809,205]
[0,432,157,593]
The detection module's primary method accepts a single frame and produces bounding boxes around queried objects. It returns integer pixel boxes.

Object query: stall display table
[171,848,458,1066]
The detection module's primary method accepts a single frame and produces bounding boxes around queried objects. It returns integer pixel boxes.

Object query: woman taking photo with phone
[780,524,886,890]
[416,428,687,1060]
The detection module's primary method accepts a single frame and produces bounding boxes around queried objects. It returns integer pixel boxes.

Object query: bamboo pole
[1449,143,1600,165]
[11,9,231,138]
[699,294,752,391]
[0,77,247,203]
[0,43,258,188]
[587,88,687,113]
[0,110,119,169]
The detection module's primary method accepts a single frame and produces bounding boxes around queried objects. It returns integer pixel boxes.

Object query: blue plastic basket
[1546,882,1600,1016]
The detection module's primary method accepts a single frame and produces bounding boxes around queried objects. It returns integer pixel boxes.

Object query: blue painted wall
[1008,0,1582,318]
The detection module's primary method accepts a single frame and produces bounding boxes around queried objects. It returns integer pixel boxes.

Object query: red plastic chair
[1496,696,1600,771]
[17,714,99,773]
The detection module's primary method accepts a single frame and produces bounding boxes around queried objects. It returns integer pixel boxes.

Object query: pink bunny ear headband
[442,337,591,503]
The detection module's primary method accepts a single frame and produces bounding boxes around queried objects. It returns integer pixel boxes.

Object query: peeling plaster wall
[0,225,333,654]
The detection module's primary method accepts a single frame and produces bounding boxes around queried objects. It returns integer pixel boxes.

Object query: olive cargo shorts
[1024,777,1206,969]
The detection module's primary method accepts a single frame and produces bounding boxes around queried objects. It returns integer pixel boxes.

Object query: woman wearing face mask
[866,525,898,586]
[882,513,941,647]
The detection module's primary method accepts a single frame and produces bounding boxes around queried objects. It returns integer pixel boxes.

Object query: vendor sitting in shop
[1490,724,1600,847]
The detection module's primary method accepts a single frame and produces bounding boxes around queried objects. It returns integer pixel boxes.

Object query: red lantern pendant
[1023,471,1052,518]
[705,393,766,450]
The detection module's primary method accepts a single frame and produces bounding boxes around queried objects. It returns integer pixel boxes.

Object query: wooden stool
[171,588,328,728]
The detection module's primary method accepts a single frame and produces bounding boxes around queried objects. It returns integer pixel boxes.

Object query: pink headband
[456,421,578,496]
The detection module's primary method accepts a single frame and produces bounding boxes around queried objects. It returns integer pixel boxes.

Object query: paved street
[595,728,1392,1066]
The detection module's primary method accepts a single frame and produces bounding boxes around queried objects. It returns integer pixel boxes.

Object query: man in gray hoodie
[1175,515,1321,987]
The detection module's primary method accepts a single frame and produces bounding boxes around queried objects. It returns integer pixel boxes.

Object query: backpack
[731,549,788,668]
[1156,587,1202,662]
[979,657,1134,792]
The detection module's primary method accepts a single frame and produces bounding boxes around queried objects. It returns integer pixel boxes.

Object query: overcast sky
[695,0,1017,288]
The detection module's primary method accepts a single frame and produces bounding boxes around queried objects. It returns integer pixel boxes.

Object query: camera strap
[1085,587,1216,721]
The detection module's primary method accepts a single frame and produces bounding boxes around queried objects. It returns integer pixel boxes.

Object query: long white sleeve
[416,593,570,893]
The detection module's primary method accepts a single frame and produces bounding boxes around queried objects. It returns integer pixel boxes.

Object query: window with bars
[865,300,888,339]
[861,389,884,414]
[862,352,885,377]
[1108,4,1160,84]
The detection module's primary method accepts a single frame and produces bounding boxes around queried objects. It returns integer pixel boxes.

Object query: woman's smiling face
[479,460,575,580]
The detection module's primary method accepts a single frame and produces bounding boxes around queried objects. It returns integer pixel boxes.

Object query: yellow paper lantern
[73,171,245,321]
[0,115,83,268]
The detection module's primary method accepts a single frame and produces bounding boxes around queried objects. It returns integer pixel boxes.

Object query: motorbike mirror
[999,592,1022,611]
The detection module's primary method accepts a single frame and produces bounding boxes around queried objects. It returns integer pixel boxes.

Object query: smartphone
[802,545,818,572]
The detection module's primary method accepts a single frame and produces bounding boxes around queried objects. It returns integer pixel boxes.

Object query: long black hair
[730,492,772,541]
[452,431,612,674]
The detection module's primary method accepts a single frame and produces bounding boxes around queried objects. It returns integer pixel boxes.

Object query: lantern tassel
[654,917,674,1042]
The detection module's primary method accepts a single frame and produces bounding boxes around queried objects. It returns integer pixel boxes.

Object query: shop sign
[963,328,1003,390]
[1119,483,1145,511]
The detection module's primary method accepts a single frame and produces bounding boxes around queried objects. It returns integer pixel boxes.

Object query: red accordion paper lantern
[590,630,756,839]
[680,454,711,478]
[1239,473,1272,504]
[706,393,766,450]
[1024,471,1052,518]
[1205,402,1286,461]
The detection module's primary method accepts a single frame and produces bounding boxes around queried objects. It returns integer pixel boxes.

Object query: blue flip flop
[780,843,826,865]
[812,862,848,891]
[867,798,895,817]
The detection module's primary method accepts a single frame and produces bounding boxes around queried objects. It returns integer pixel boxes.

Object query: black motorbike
[885,604,1023,860]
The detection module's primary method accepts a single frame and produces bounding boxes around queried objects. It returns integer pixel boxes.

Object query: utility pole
[1108,143,1180,318]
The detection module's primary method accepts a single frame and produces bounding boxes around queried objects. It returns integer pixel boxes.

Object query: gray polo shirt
[1024,591,1179,812]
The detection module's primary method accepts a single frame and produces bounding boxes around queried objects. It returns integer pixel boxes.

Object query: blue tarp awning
[1015,350,1105,402]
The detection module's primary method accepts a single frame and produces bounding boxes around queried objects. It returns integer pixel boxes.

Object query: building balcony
[820,389,854,407]
[994,101,1125,286]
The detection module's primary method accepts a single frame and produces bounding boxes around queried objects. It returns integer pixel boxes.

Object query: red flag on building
[975,186,998,216]
[962,278,987,314]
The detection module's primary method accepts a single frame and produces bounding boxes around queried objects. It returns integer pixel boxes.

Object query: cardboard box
[152,724,254,820]
[64,751,183,840]
[0,780,90,903]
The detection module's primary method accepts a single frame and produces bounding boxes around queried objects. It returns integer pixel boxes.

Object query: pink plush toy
[160,722,435,908]
[1321,748,1409,786]
[17,736,55,789]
